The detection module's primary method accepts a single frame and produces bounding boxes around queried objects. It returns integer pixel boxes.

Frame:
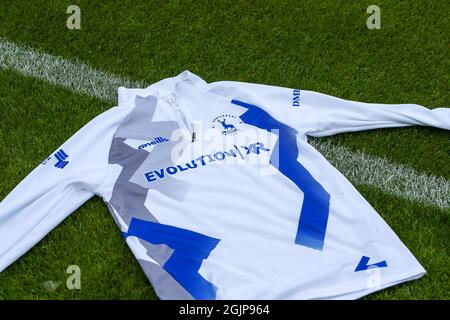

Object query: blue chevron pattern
[54,149,69,169]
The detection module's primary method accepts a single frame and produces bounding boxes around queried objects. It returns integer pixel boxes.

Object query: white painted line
[311,139,449,210]
[0,38,144,102]
[1,38,448,209]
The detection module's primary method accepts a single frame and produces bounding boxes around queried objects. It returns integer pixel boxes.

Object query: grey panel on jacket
[106,95,194,299]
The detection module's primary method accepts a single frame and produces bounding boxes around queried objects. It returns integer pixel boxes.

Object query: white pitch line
[310,139,449,210]
[0,38,448,210]
[0,38,144,102]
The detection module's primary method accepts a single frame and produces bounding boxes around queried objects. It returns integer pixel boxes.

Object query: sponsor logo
[53,149,69,169]
[144,142,270,183]
[138,136,170,150]
[212,114,242,136]
[292,89,301,107]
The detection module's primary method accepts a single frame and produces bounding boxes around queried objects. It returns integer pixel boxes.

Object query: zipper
[161,93,196,142]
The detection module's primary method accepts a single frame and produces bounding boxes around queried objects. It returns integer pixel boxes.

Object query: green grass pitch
[0,0,448,299]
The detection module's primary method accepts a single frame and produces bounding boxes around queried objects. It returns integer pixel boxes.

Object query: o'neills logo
[138,137,170,150]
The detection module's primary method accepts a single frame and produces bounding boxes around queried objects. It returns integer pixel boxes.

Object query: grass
[0,0,448,299]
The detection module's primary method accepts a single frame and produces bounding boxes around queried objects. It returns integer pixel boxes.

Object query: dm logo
[212,114,242,136]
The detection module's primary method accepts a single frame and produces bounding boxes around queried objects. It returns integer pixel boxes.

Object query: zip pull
[166,94,179,108]
[191,131,196,142]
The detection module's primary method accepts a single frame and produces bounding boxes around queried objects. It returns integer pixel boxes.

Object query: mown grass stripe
[0,38,448,210]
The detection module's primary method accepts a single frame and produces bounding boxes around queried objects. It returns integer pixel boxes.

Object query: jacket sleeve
[207,80,449,137]
[0,106,128,272]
